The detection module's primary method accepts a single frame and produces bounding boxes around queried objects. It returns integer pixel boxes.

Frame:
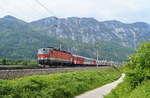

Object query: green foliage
[105,40,150,98]
[129,80,150,98]
[0,67,121,98]
[0,59,37,66]
[105,78,150,98]
[124,40,150,87]
[1,59,7,65]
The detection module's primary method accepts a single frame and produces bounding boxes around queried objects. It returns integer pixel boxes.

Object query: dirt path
[75,73,125,98]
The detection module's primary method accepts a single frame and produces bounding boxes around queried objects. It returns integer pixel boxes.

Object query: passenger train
[37,47,110,66]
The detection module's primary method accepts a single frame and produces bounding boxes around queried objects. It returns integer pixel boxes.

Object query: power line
[34,0,55,16]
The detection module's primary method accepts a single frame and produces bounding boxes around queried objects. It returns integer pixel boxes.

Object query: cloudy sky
[0,0,149,23]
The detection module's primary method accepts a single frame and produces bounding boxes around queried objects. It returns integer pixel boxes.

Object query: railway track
[0,66,107,79]
[0,65,42,70]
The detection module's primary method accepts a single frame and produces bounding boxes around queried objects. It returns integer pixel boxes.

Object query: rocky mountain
[31,17,150,48]
[0,15,135,61]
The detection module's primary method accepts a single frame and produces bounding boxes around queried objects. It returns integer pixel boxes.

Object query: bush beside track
[0,67,121,98]
[0,59,37,66]
[105,40,150,98]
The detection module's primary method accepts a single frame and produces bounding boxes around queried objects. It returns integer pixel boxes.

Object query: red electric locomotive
[37,47,72,66]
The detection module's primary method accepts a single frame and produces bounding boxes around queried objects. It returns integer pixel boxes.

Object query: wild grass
[105,77,150,98]
[105,40,150,98]
[0,67,121,98]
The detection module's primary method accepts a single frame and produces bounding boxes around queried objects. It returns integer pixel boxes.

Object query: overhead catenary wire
[33,0,60,48]
[0,0,41,21]
[34,0,55,16]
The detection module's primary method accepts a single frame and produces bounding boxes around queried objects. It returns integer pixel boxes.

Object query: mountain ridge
[30,16,150,48]
[0,15,136,61]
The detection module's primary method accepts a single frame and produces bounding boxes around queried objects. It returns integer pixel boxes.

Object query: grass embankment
[105,76,150,98]
[0,67,121,98]
[106,40,150,98]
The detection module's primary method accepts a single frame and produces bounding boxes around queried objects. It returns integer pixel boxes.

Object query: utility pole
[111,58,113,67]
[96,48,99,68]
[95,41,99,68]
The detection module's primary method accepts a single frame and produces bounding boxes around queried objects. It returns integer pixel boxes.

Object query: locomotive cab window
[38,48,50,54]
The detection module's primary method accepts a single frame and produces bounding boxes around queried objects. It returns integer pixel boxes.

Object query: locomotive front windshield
[38,48,50,54]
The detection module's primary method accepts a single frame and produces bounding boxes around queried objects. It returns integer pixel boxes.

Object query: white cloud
[0,0,150,23]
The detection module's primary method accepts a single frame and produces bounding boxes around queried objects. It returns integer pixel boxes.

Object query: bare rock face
[31,17,150,48]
